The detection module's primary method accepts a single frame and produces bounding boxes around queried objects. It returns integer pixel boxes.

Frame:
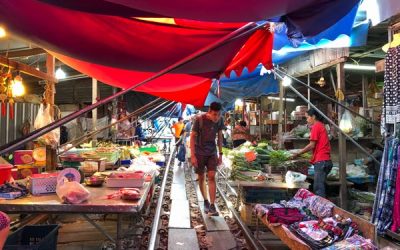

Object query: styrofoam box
[105,177,144,188]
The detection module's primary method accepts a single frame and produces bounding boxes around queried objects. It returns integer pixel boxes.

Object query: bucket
[0,164,13,184]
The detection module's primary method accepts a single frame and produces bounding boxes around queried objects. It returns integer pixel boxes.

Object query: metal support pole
[82,214,115,243]
[0,21,264,155]
[275,68,381,129]
[278,81,284,149]
[307,74,311,109]
[92,78,98,146]
[337,62,347,209]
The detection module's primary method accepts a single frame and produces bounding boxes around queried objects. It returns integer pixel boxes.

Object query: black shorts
[195,154,217,174]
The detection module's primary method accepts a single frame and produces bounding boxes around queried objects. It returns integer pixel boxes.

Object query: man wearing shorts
[190,102,224,216]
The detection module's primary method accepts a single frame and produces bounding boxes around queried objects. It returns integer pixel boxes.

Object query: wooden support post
[337,62,348,209]
[362,75,368,109]
[45,54,57,171]
[278,81,284,149]
[92,78,98,146]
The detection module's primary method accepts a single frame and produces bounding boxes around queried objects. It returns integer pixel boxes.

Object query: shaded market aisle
[168,159,237,250]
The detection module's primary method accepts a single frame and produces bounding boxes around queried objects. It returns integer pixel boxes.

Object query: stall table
[229,180,310,209]
[256,203,376,250]
[0,177,155,250]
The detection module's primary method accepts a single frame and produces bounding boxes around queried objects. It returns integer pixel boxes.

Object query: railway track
[147,151,263,250]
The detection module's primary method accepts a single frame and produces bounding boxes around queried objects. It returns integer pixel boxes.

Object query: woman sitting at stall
[292,109,332,198]
[232,120,250,148]
[0,211,10,249]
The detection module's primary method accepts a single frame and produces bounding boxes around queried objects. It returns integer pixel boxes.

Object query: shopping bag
[339,110,354,134]
[56,178,90,204]
[34,104,60,147]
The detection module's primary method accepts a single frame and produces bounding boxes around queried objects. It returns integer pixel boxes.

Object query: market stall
[254,189,377,249]
[0,139,167,249]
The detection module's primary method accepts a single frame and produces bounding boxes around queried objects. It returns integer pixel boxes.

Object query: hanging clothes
[383,47,400,124]
[391,145,400,232]
[372,137,399,235]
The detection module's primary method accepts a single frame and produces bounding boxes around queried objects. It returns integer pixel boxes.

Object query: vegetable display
[268,150,290,167]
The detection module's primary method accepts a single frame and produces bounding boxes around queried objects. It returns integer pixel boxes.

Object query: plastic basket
[4,224,60,250]
[29,173,58,195]
[239,202,266,228]
[139,146,158,153]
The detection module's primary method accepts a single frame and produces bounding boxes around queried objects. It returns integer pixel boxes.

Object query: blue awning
[273,4,370,64]
[205,67,279,108]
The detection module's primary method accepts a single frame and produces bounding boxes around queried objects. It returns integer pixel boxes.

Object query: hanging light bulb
[0,27,7,38]
[282,76,292,87]
[316,76,326,87]
[12,75,25,97]
[55,67,66,79]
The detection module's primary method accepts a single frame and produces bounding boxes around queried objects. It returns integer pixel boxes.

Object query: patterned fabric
[290,216,359,249]
[372,137,399,235]
[304,196,334,218]
[0,211,10,231]
[294,188,315,200]
[322,235,377,250]
[383,47,400,124]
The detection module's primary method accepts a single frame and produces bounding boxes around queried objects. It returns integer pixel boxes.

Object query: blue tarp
[205,67,279,108]
[272,4,370,64]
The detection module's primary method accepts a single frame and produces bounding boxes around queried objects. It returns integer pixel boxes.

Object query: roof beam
[0,55,58,82]
[0,48,46,58]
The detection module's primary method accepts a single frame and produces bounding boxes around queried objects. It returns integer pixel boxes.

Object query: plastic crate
[242,187,292,204]
[4,224,60,250]
[29,173,58,195]
[239,202,266,228]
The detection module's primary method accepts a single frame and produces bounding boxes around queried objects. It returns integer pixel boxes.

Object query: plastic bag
[34,104,60,147]
[285,171,306,184]
[56,178,90,204]
[339,110,354,134]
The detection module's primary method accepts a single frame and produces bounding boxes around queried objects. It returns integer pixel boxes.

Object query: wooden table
[256,204,376,250]
[0,178,155,249]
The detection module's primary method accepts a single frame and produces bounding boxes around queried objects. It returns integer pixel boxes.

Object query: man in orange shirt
[171,117,185,146]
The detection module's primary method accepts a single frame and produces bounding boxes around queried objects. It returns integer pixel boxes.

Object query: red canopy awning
[50,51,213,107]
[40,0,360,38]
[0,0,273,105]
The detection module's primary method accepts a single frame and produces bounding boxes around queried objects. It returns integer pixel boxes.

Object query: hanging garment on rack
[371,137,399,235]
[391,145,400,232]
[383,46,400,124]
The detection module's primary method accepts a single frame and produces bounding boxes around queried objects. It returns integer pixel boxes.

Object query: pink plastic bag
[56,179,90,204]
